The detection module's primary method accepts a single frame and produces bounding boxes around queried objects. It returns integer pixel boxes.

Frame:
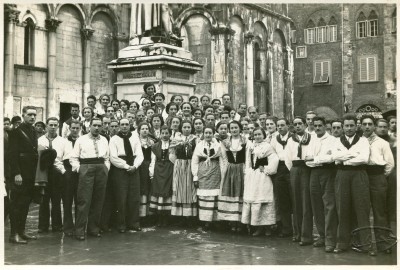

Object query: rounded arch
[175,7,218,30]
[42,4,52,17]
[253,21,268,45]
[273,28,287,48]
[314,106,339,120]
[354,4,380,21]
[89,5,120,33]
[55,3,86,24]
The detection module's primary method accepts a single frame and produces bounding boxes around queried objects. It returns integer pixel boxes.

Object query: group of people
[3,82,397,258]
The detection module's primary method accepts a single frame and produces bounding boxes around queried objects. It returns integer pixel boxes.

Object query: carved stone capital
[5,6,20,24]
[81,27,95,40]
[209,26,235,36]
[244,32,254,44]
[45,18,62,32]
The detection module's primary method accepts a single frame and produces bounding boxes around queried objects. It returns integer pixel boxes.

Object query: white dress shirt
[61,116,82,138]
[38,134,71,174]
[306,132,336,167]
[366,133,395,176]
[285,134,314,171]
[331,135,370,166]
[109,134,144,170]
[69,133,110,172]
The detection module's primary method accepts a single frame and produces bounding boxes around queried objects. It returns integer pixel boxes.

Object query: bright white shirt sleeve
[109,137,130,170]
[69,137,81,172]
[61,123,69,138]
[284,138,294,171]
[265,145,279,175]
[245,141,252,170]
[133,139,144,169]
[149,152,156,178]
[102,138,111,171]
[191,143,201,182]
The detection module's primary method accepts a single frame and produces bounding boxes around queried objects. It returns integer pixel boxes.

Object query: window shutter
[360,57,368,81]
[314,62,322,82]
[321,61,329,82]
[367,57,376,81]
[291,30,297,43]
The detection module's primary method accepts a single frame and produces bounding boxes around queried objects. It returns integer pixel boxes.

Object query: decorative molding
[45,18,61,32]
[5,7,21,24]
[14,64,48,72]
[244,32,254,44]
[81,26,95,40]
[243,4,293,23]
[209,26,235,36]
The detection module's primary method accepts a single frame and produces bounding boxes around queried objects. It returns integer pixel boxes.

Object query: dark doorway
[59,103,73,135]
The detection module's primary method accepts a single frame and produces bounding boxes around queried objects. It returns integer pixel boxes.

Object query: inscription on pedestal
[166,71,190,80]
[122,70,156,79]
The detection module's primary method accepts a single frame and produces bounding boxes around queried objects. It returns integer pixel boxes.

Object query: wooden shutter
[367,57,376,81]
[360,57,368,81]
[314,61,322,82]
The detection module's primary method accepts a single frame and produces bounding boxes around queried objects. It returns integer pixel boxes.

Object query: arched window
[316,18,327,43]
[24,18,35,65]
[356,10,378,38]
[254,42,261,80]
[305,20,315,44]
[327,16,338,42]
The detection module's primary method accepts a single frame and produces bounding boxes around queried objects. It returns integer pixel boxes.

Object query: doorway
[59,103,73,135]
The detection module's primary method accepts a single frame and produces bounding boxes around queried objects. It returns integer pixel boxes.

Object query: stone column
[209,26,235,100]
[342,4,353,114]
[45,17,61,118]
[81,26,94,108]
[267,41,274,116]
[286,45,294,121]
[244,32,254,107]
[4,6,20,117]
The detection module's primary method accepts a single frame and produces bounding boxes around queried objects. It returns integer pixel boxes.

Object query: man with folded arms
[331,114,372,255]
[361,115,394,254]
[109,119,144,232]
[70,117,110,240]
[305,116,338,253]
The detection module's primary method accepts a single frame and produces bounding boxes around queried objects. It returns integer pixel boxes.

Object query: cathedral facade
[3,4,293,121]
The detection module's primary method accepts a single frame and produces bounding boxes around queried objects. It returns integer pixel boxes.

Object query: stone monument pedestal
[108,43,202,102]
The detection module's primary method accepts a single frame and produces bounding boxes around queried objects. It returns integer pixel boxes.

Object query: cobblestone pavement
[3,205,397,265]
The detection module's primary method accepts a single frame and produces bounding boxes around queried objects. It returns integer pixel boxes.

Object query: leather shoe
[333,248,347,254]
[19,233,37,241]
[75,235,85,241]
[313,239,325,247]
[9,234,28,244]
[292,237,300,242]
[299,241,312,246]
[325,246,335,253]
[132,227,142,232]
[88,232,102,238]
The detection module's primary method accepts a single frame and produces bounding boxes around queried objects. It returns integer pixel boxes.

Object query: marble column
[45,18,61,118]
[267,41,274,116]
[209,26,235,100]
[244,32,254,107]
[4,6,20,117]
[81,26,94,108]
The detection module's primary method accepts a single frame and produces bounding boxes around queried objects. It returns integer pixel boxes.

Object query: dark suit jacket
[9,122,38,185]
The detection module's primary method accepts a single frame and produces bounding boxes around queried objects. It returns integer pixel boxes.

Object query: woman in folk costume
[149,125,174,226]
[164,102,179,127]
[193,117,205,143]
[192,126,225,231]
[181,102,194,122]
[138,122,156,219]
[169,120,198,224]
[218,120,247,232]
[242,127,279,236]
[169,116,181,139]
[149,113,164,142]
[119,99,130,119]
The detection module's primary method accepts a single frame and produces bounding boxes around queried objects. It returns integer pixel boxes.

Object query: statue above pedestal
[129,3,183,46]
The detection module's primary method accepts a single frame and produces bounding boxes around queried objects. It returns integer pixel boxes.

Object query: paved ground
[3,205,397,265]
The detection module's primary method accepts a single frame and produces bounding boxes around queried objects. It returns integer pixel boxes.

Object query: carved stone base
[108,43,202,102]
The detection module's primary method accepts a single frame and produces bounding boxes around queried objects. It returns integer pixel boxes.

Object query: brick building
[290,3,397,119]
[3,4,294,122]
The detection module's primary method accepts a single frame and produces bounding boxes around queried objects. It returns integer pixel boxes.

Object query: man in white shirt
[70,117,110,240]
[270,118,293,238]
[61,104,82,138]
[305,111,316,135]
[285,116,314,246]
[62,119,80,236]
[361,115,394,254]
[305,116,338,252]
[331,119,343,138]
[37,117,69,233]
[109,119,144,232]
[331,114,372,255]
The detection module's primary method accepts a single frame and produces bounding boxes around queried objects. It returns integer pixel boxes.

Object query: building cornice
[243,4,293,23]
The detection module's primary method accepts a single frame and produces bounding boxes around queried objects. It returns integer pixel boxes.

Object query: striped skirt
[139,195,151,217]
[218,163,244,222]
[149,196,172,212]
[198,196,218,222]
[241,202,276,226]
[171,159,198,216]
